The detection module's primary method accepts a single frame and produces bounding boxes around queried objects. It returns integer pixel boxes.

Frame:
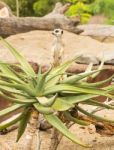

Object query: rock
[0,7,10,18]
[105,59,114,65]
[88,124,96,134]
[88,15,106,24]
[78,24,114,43]
[76,54,99,65]
[0,1,14,17]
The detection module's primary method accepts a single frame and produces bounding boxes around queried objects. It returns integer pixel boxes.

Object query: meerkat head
[52,28,63,37]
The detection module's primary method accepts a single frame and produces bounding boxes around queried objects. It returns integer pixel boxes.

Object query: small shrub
[0,37,114,148]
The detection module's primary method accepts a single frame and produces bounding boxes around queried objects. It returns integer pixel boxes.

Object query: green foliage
[3,0,66,17]
[33,0,67,17]
[66,0,92,24]
[33,0,53,17]
[90,0,114,24]
[19,0,37,16]
[3,0,16,14]
[3,0,114,24]
[66,0,114,24]
[0,37,114,146]
[3,0,37,16]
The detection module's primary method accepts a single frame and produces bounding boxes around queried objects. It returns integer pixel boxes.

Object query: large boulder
[78,24,114,43]
[0,30,114,65]
[105,59,114,65]
[0,1,14,18]
[76,54,99,65]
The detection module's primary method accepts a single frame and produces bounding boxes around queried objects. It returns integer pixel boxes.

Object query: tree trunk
[0,2,83,37]
[24,108,39,150]
[49,128,61,150]
[16,0,19,17]
[0,17,82,37]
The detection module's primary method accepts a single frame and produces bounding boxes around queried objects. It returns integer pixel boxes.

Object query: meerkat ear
[61,30,63,34]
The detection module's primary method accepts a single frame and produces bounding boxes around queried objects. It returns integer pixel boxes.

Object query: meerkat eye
[55,30,59,33]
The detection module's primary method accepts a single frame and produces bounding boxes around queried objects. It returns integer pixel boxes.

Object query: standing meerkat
[52,28,64,67]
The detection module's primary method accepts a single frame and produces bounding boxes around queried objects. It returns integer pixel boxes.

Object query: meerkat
[39,29,64,131]
[51,28,64,67]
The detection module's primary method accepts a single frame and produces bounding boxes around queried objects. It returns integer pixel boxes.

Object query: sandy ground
[0,105,114,150]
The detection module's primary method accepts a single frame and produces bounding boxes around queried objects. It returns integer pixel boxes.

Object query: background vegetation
[2,0,114,24]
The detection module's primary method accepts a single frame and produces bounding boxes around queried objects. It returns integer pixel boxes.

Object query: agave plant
[0,37,114,149]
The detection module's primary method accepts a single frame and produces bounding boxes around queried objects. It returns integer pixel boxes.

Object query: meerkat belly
[53,44,62,59]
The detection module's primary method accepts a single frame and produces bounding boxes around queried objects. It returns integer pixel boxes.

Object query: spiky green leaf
[64,111,90,126]
[52,97,74,111]
[0,37,35,77]
[33,103,54,115]
[0,62,24,84]
[16,109,31,142]
[35,68,51,96]
[0,104,24,117]
[37,94,57,107]
[61,70,102,84]
[44,84,112,99]
[87,99,114,110]
[44,114,89,147]
[58,94,98,104]
[45,57,79,88]
[77,105,114,123]
[0,113,23,130]
[77,74,114,87]
[91,60,104,78]
[0,92,36,104]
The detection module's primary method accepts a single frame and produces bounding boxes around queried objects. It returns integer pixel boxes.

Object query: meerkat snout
[52,28,63,37]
